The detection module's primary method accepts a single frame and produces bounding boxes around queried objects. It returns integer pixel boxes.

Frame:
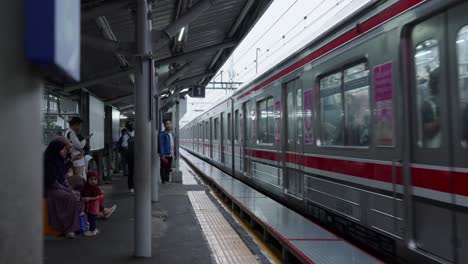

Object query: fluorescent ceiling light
[415,50,432,58]
[180,88,189,93]
[120,115,128,119]
[178,27,185,42]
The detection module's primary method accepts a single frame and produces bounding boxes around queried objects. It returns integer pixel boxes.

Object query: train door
[283,78,303,197]
[243,101,252,177]
[407,13,455,262]
[198,123,202,154]
[205,121,209,156]
[448,3,468,263]
[209,118,213,158]
[236,109,243,173]
[220,113,225,163]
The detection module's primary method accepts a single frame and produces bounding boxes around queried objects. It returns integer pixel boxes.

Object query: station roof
[46,0,271,112]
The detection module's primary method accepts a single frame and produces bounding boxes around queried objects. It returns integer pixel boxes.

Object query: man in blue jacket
[159,119,176,184]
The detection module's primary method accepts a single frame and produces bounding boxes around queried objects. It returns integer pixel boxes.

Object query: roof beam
[163,63,191,87]
[152,0,214,51]
[105,94,134,105]
[207,49,223,70]
[82,34,134,54]
[118,104,134,110]
[65,69,133,92]
[82,0,133,21]
[228,0,255,38]
[171,72,215,88]
[154,41,236,65]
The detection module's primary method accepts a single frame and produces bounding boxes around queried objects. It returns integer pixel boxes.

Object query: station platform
[44,159,269,264]
[181,148,383,264]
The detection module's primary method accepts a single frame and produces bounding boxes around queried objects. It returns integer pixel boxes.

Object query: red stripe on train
[248,148,468,197]
[238,0,425,99]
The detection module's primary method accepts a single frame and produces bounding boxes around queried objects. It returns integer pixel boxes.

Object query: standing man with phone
[65,117,93,179]
[159,120,176,184]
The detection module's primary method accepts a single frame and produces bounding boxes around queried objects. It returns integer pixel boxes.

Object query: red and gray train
[180,0,468,263]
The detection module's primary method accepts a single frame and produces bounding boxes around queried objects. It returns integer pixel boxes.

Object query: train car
[181,0,468,263]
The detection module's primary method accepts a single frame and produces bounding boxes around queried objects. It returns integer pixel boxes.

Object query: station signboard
[191,85,206,98]
[25,0,81,82]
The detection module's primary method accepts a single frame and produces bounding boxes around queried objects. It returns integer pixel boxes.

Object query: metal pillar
[151,69,160,202]
[134,0,152,257]
[0,1,42,263]
[172,100,183,182]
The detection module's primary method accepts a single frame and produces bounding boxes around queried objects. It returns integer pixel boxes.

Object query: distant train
[180,0,468,263]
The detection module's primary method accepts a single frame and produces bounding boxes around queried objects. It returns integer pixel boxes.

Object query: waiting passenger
[65,117,93,178]
[44,140,81,238]
[159,120,176,184]
[121,122,135,193]
[421,67,441,148]
[82,171,102,236]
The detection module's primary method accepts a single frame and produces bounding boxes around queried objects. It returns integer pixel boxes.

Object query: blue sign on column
[25,0,81,82]
[191,85,206,98]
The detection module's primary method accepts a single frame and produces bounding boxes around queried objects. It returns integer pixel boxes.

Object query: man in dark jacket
[159,120,176,184]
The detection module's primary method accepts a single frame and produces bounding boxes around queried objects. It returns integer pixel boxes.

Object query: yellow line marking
[188,191,260,264]
[210,190,282,264]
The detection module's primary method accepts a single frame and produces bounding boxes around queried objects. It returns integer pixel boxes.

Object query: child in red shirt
[82,171,102,236]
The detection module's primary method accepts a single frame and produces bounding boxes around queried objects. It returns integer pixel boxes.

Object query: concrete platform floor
[44,160,213,264]
[44,160,270,264]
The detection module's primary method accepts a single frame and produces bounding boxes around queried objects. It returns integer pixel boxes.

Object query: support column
[151,70,160,202]
[172,100,183,182]
[134,0,152,257]
[0,1,42,263]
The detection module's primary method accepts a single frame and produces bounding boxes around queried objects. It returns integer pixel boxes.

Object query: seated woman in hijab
[44,140,81,238]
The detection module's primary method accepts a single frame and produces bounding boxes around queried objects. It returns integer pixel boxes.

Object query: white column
[134,0,152,257]
[151,71,160,202]
[0,1,43,263]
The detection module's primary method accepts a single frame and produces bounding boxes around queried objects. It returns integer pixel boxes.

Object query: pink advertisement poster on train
[303,89,313,144]
[275,100,281,143]
[373,62,394,146]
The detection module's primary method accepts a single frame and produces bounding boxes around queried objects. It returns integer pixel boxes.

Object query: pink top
[85,199,100,215]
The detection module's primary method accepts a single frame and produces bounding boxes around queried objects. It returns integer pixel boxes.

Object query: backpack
[126,131,135,150]
[119,131,134,152]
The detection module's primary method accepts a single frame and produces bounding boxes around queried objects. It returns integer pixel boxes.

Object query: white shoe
[84,230,98,237]
[65,232,76,239]
[104,204,117,219]
[130,189,134,194]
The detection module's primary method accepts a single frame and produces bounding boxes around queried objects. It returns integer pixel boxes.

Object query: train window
[296,87,303,140]
[214,118,219,140]
[457,26,468,147]
[227,113,232,142]
[234,110,239,142]
[221,113,225,142]
[267,97,275,143]
[200,124,203,142]
[414,39,441,148]
[287,88,295,142]
[257,97,275,144]
[319,72,344,146]
[343,63,370,146]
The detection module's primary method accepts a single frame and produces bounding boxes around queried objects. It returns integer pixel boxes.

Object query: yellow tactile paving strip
[188,191,260,264]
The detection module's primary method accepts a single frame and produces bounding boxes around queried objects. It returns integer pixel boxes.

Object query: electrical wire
[235,0,355,81]
[231,0,300,66]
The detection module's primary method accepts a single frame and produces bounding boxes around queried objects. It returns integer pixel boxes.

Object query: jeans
[88,214,97,231]
[160,157,173,183]
[122,148,134,189]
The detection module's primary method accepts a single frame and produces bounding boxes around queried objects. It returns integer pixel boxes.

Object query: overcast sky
[180,0,372,126]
